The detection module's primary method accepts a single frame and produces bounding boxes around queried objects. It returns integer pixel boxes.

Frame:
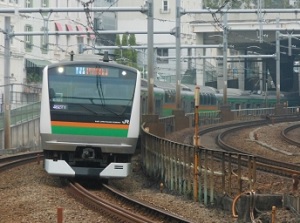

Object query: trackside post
[193,86,200,202]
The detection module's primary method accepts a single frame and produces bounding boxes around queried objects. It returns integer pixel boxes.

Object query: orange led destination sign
[75,67,108,76]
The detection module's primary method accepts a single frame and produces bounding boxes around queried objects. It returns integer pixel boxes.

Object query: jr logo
[122,119,130,124]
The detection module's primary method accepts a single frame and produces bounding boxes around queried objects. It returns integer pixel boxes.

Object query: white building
[0,0,203,110]
[116,0,201,82]
[0,0,95,107]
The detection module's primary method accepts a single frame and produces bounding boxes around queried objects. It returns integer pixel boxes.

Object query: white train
[40,58,141,179]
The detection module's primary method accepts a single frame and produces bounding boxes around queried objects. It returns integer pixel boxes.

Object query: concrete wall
[0,118,40,151]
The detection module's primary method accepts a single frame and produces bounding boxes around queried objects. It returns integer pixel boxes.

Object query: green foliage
[27,73,42,83]
[114,34,121,61]
[114,34,139,69]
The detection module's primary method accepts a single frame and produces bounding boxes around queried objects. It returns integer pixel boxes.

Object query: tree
[114,33,139,68]
[114,34,121,61]
[128,34,138,68]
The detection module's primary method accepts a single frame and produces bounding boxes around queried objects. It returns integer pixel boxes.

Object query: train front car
[40,61,141,179]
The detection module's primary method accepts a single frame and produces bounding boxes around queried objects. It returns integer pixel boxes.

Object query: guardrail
[142,106,300,205]
[158,107,300,135]
[141,124,257,206]
[0,102,40,150]
[0,102,40,129]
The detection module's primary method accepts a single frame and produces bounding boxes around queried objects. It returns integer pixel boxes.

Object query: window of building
[157,48,169,64]
[161,0,170,13]
[25,0,32,7]
[24,25,33,51]
[9,0,19,3]
[41,0,48,7]
[77,36,84,48]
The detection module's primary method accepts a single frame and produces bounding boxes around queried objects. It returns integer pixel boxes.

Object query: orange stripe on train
[51,121,129,129]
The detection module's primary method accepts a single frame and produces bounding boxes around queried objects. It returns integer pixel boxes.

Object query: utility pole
[4,17,11,149]
[275,17,280,104]
[223,7,228,105]
[147,0,154,115]
[175,0,181,109]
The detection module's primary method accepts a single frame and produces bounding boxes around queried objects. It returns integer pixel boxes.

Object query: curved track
[215,115,300,178]
[281,123,300,147]
[0,151,43,172]
[65,180,193,223]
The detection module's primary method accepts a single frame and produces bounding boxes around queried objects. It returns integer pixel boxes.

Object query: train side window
[207,94,211,105]
[211,94,216,105]
[155,99,161,115]
[191,101,195,110]
[203,94,208,105]
[141,97,147,115]
[200,94,204,105]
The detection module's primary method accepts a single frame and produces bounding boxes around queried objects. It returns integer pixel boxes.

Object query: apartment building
[0,0,94,107]
[0,0,202,109]
[116,0,201,81]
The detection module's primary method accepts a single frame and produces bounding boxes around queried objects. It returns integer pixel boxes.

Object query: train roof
[182,84,219,94]
[153,81,219,94]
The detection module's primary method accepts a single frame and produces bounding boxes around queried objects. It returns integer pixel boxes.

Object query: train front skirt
[44,159,131,178]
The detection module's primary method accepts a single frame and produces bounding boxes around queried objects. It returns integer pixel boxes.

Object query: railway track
[215,115,300,178]
[0,151,194,222]
[65,180,193,223]
[281,123,300,147]
[0,151,43,172]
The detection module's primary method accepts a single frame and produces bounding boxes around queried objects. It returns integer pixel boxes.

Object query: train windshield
[48,64,137,121]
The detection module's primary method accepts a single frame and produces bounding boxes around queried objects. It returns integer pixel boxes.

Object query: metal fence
[141,124,258,206]
[142,106,300,206]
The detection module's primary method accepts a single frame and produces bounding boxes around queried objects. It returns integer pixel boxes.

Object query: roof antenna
[103,51,109,62]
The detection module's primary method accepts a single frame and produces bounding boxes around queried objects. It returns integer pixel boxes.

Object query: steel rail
[0,151,43,172]
[281,123,300,147]
[216,115,300,178]
[65,180,193,223]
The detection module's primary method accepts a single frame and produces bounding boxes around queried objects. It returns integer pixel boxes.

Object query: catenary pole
[276,18,281,104]
[223,9,228,105]
[4,17,11,149]
[175,0,181,109]
[147,0,154,114]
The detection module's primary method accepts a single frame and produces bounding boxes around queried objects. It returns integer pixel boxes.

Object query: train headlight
[57,67,64,73]
[122,71,127,76]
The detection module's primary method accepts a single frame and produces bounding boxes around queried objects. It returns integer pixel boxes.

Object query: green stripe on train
[51,126,128,137]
